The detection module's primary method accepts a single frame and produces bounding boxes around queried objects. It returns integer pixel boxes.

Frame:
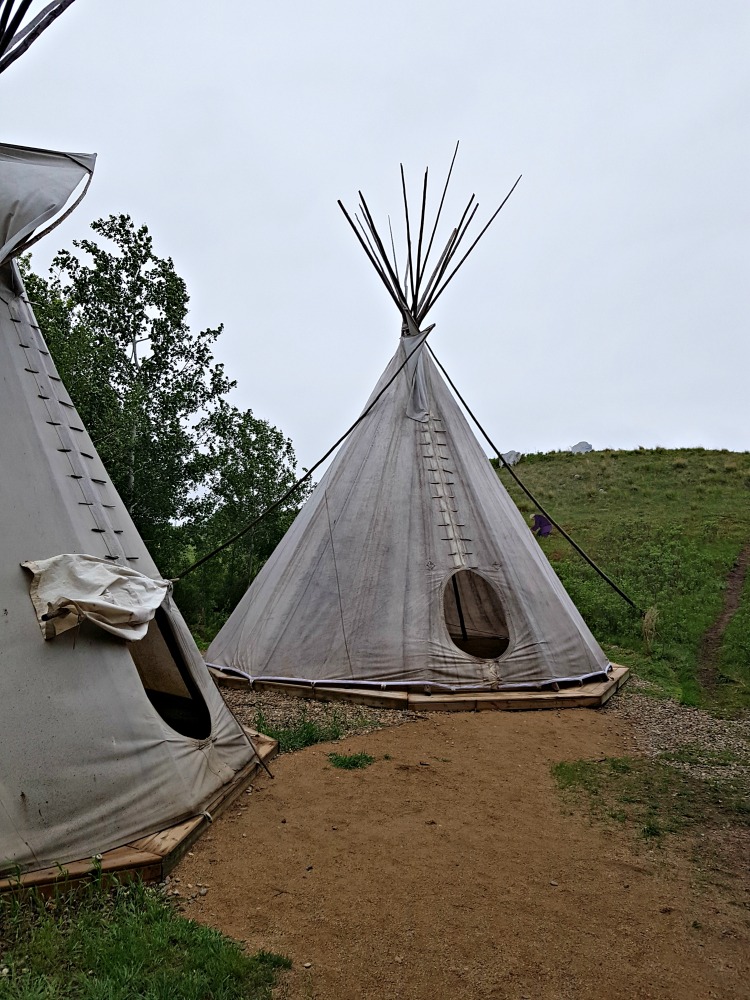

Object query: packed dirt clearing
[177,709,748,999]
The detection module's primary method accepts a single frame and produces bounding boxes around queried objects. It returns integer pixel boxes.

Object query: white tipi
[207,162,612,694]
[0,140,258,879]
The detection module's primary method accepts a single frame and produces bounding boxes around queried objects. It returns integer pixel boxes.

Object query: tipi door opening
[442,569,510,660]
[128,606,212,740]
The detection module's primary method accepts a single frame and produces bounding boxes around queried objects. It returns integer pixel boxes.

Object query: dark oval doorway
[128,606,212,740]
[443,569,510,659]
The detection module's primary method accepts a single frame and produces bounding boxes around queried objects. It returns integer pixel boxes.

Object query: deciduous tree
[25,215,310,635]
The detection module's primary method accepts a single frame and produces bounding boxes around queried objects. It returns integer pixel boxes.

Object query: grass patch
[495,447,750,713]
[0,879,290,999]
[552,755,750,841]
[328,752,375,770]
[252,706,356,753]
[659,745,747,768]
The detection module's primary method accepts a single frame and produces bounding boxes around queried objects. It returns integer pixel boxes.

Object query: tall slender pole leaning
[0,0,77,75]
[399,164,416,306]
[412,167,429,311]
[419,140,460,284]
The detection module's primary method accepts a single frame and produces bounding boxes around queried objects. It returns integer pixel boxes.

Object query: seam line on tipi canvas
[323,489,354,677]
[421,414,472,568]
[10,289,129,563]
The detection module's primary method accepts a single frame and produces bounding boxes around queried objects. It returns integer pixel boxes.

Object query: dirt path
[698,543,750,689]
[177,710,748,999]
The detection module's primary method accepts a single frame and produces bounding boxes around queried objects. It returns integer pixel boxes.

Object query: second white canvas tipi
[207,163,611,693]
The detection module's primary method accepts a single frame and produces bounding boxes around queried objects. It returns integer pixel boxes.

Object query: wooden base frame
[0,731,277,895]
[211,664,630,712]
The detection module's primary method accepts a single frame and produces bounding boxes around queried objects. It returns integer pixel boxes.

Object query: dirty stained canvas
[0,141,256,875]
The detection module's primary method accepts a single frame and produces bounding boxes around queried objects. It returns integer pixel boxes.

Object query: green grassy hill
[495,448,750,714]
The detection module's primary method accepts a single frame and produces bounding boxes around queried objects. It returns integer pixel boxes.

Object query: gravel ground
[604,675,750,782]
[222,687,421,744]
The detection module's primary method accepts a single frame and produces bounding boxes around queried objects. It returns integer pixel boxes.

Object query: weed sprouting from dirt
[641,820,663,839]
[328,752,375,770]
[0,879,290,999]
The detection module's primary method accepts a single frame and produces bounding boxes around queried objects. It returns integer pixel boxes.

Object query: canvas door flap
[0,143,96,266]
[21,553,169,640]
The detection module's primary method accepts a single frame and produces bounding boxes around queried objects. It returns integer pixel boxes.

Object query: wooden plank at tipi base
[249,679,408,707]
[208,666,250,689]
[312,686,409,710]
[0,848,164,894]
[0,730,277,895]
[407,665,629,712]
[209,665,629,712]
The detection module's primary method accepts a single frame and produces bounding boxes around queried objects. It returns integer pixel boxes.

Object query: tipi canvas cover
[0,141,255,875]
[208,330,610,691]
[208,165,610,692]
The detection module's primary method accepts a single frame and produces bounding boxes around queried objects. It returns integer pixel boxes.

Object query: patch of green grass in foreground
[0,879,290,1000]
[253,706,346,753]
[328,752,375,770]
[252,706,376,753]
[552,756,750,842]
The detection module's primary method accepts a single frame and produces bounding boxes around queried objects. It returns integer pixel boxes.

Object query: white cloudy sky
[5,1,749,467]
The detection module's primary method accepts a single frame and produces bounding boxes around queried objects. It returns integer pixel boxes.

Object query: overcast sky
[5,1,749,468]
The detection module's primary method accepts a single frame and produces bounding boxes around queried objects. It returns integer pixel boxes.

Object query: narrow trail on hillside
[698,542,750,689]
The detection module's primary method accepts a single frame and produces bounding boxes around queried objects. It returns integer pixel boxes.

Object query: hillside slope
[496,448,750,713]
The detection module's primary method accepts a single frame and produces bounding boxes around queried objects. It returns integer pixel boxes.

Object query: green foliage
[0,880,290,999]
[176,405,312,638]
[496,447,750,711]
[328,752,375,770]
[252,707,348,753]
[552,755,750,841]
